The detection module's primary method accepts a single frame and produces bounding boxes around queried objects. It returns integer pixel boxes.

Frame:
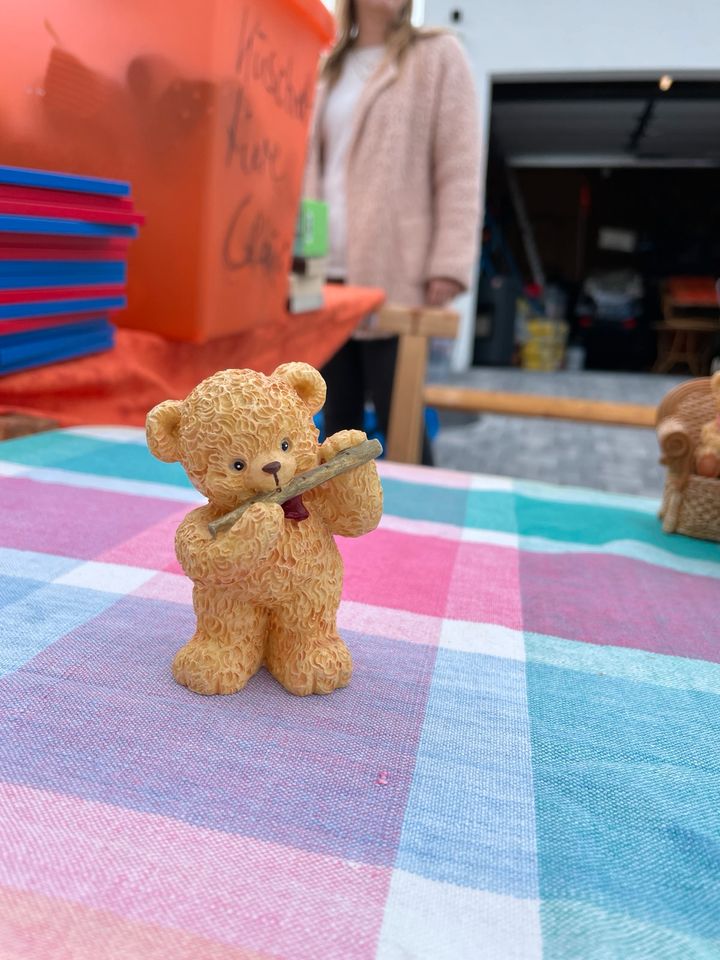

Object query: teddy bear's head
[146,363,326,511]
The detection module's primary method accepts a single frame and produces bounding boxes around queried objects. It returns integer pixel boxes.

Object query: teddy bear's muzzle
[262,461,282,488]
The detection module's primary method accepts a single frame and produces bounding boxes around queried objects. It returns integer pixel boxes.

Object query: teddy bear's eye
[281,438,291,452]
[231,459,246,472]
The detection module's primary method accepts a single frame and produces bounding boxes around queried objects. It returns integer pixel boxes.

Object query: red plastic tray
[0,235,130,252]
[0,246,128,261]
[0,313,107,336]
[0,185,135,210]
[0,199,145,226]
[0,284,125,304]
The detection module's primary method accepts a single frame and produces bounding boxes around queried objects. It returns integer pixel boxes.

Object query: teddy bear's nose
[262,461,281,476]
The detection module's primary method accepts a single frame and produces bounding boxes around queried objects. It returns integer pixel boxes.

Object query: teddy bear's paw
[697,450,720,478]
[320,429,367,463]
[232,501,284,542]
[172,638,261,695]
[273,638,353,696]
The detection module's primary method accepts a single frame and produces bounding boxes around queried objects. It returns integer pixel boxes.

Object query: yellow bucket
[521,319,569,371]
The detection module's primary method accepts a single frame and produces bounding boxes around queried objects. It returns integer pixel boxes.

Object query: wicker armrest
[657,416,694,486]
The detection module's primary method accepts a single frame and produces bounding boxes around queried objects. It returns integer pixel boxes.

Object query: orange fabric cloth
[0,285,384,427]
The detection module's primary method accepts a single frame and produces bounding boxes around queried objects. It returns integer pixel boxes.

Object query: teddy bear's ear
[146,400,184,463]
[273,362,326,415]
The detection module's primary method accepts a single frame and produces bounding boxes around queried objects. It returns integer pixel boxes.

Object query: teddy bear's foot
[268,637,353,697]
[172,636,262,695]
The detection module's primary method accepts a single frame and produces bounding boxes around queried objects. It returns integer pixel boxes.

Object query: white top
[322,45,385,280]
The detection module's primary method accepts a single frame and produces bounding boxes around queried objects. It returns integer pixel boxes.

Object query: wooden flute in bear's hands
[208,438,382,538]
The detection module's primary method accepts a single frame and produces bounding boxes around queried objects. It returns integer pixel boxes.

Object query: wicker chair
[657,375,720,542]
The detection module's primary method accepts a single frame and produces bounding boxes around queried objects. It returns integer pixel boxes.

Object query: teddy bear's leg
[265,583,352,696]
[265,614,352,696]
[172,586,267,695]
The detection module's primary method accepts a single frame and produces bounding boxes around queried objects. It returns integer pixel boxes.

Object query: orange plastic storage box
[0,0,334,341]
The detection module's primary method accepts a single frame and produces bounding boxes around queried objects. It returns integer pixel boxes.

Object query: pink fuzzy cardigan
[304,33,481,308]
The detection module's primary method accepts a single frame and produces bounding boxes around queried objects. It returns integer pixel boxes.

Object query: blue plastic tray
[0,216,137,239]
[0,297,126,321]
[0,262,127,289]
[0,318,115,374]
[0,166,129,198]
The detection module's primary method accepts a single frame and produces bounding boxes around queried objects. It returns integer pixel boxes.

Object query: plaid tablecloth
[0,427,718,959]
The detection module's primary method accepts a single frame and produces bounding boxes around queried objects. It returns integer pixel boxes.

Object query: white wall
[320,0,426,26]
[425,0,720,78]
[423,0,720,368]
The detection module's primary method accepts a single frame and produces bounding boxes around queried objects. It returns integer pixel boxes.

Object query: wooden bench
[0,413,58,441]
[379,305,657,464]
[423,385,657,429]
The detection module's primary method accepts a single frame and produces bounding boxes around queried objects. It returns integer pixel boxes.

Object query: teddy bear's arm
[312,430,383,537]
[175,503,284,583]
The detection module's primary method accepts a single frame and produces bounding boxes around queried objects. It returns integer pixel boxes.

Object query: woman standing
[304,0,481,464]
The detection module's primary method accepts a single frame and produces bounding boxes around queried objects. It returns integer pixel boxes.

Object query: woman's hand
[425,277,463,307]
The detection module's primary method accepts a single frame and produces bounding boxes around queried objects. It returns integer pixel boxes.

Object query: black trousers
[321,336,435,466]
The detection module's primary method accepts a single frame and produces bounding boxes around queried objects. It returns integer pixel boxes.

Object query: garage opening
[475,78,720,374]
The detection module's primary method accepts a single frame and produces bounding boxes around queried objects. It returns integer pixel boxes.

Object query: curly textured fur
[146,363,383,696]
[696,372,720,478]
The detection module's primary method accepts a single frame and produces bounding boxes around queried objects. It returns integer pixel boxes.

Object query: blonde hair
[322,1,435,86]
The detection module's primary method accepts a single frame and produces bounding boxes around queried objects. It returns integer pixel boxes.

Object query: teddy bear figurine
[696,371,720,479]
[146,363,383,697]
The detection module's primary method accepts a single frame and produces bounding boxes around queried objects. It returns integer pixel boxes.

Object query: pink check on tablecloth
[0,427,718,960]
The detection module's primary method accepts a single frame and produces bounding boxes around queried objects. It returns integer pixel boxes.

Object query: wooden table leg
[688,331,701,376]
[654,329,674,373]
[702,336,717,374]
[386,333,428,463]
[375,305,460,465]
